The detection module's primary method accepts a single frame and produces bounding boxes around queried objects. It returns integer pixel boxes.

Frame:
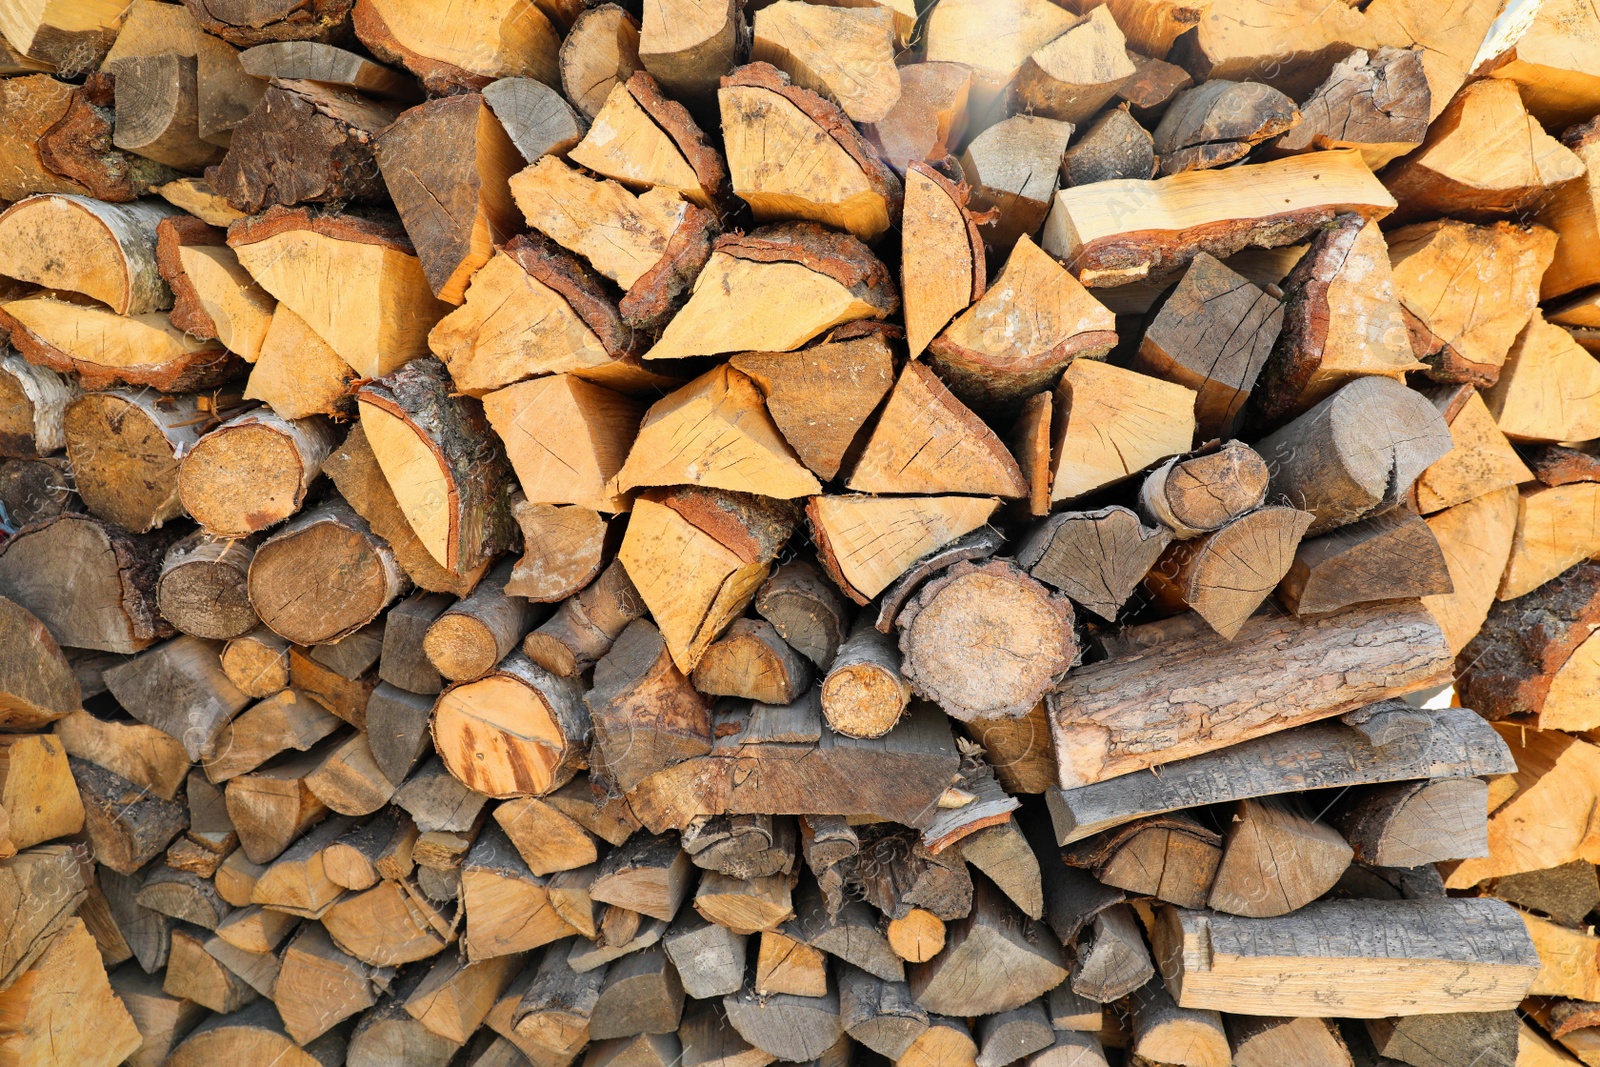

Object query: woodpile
[10,1,1600,1065]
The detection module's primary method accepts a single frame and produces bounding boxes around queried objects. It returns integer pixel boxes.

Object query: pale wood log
[886,910,944,966]
[178,409,337,539]
[168,1000,348,1067]
[729,334,896,482]
[105,634,250,763]
[1,292,234,392]
[433,651,588,799]
[558,5,642,120]
[0,355,73,459]
[1226,1016,1352,1067]
[958,115,1073,255]
[750,2,897,123]
[568,72,728,215]
[484,377,640,515]
[898,1015,978,1067]
[506,501,616,605]
[695,870,796,935]
[900,164,982,361]
[53,709,186,802]
[1049,601,1453,788]
[380,593,448,694]
[304,733,396,817]
[166,923,259,1013]
[133,863,229,930]
[523,561,644,679]
[1153,897,1539,1016]
[404,949,525,1044]
[0,919,140,1067]
[1329,776,1487,868]
[898,560,1076,722]
[663,913,746,1000]
[1041,149,1395,287]
[963,704,1058,796]
[156,215,274,361]
[1462,562,1600,730]
[157,533,259,641]
[237,40,417,98]
[1412,385,1532,515]
[111,963,208,1067]
[1011,7,1135,125]
[1365,1012,1515,1067]
[154,176,242,224]
[923,0,1074,116]
[422,559,536,685]
[248,498,408,646]
[1498,483,1600,601]
[865,62,971,174]
[203,688,342,783]
[691,619,811,704]
[1138,441,1270,538]
[591,832,694,925]
[637,0,745,112]
[1049,358,1196,503]
[0,73,90,199]
[808,495,999,605]
[1143,506,1313,639]
[1486,312,1600,442]
[322,878,456,967]
[243,305,358,421]
[0,597,81,730]
[352,0,559,93]
[821,618,910,740]
[1130,979,1228,1067]
[1421,483,1520,654]
[0,193,174,314]
[1384,78,1585,223]
[462,825,578,960]
[0,841,93,987]
[229,206,450,378]
[275,923,390,1043]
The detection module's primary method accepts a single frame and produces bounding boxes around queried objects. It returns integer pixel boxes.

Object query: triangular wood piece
[930,234,1118,414]
[428,233,675,398]
[923,0,1076,115]
[1412,385,1532,515]
[229,207,449,378]
[751,2,901,123]
[1050,360,1196,503]
[902,163,984,359]
[1278,510,1453,616]
[1421,485,1520,655]
[568,73,729,211]
[353,0,561,95]
[156,215,275,363]
[848,362,1027,498]
[1009,6,1136,125]
[1018,506,1171,622]
[808,494,1000,604]
[1384,78,1585,223]
[1499,483,1600,602]
[485,374,645,514]
[646,223,898,361]
[1253,215,1422,424]
[730,333,896,481]
[719,62,903,242]
[1484,312,1600,442]
[617,364,821,498]
[1275,47,1429,168]
[1144,506,1314,640]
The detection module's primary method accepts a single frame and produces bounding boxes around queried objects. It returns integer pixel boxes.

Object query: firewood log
[729,334,896,482]
[957,115,1073,255]
[1270,46,1427,169]
[1042,149,1395,287]
[379,593,447,694]
[352,0,560,94]
[900,164,984,360]
[0,596,80,730]
[404,949,525,1044]
[34,71,180,198]
[132,863,228,931]
[217,628,288,700]
[569,74,728,215]
[1062,105,1155,187]
[483,76,588,162]
[839,965,926,1058]
[1206,795,1353,917]
[0,455,80,530]
[0,355,73,459]
[432,651,588,799]
[229,206,450,377]
[0,74,93,199]
[1062,813,1219,909]
[1421,484,1520,654]
[73,756,189,875]
[1130,979,1229,1067]
[224,743,332,863]
[436,236,664,399]
[808,495,999,605]
[1328,777,1488,869]
[897,1015,978,1067]
[374,94,522,304]
[753,927,827,996]
[590,832,693,923]
[0,919,141,1067]
[1256,375,1451,535]
[1049,359,1196,503]
[1411,385,1531,515]
[1143,506,1313,638]
[110,964,209,1067]
[637,0,746,113]
[178,410,337,539]
[248,498,408,646]
[103,634,250,764]
[962,703,1058,796]
[236,40,419,99]
[908,878,1067,1017]
[243,306,358,421]
[922,0,1073,117]
[1153,897,1539,1016]
[1460,562,1600,730]
[865,62,972,174]
[1226,1016,1353,1067]
[155,216,275,362]
[587,946,684,1039]
[556,4,641,121]
[0,292,235,393]
[460,826,576,960]
[1153,80,1300,175]
[690,619,810,704]
[723,987,842,1063]
[819,619,910,739]
[1015,507,1168,623]
[323,877,455,966]
[1050,600,1452,788]
[61,390,211,534]
[423,560,537,685]
[1277,510,1452,616]
[1009,8,1135,126]
[0,193,175,314]
[53,710,187,803]
[1384,79,1585,224]
[154,176,242,224]
[1069,903,1152,1001]
[898,559,1076,722]
[661,913,745,1000]
[1485,312,1600,442]
[357,356,516,575]
[646,223,897,362]
[1498,483,1600,600]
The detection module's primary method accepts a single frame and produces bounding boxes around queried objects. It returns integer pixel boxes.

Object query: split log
[1070,903,1153,1001]
[908,879,1068,1017]
[620,488,797,671]
[0,193,174,314]
[1498,484,1600,601]
[1460,563,1600,730]
[729,334,895,482]
[1049,600,1453,788]
[0,355,73,459]
[1274,46,1428,168]
[1277,510,1452,616]
[0,920,141,1067]
[404,951,525,1045]
[1152,897,1539,1016]
[584,616,710,792]
[62,390,213,534]
[974,1001,1052,1067]
[662,914,746,1000]
[1485,862,1600,929]
[646,223,897,361]
[723,988,842,1063]
[224,746,331,863]
[785,882,901,980]
[73,758,189,874]
[523,561,645,678]
[958,115,1073,255]
[1206,795,1353,917]
[53,709,186,802]
[248,499,408,646]
[568,73,728,213]
[322,878,455,966]
[1365,1012,1515,1067]
[691,619,811,704]
[865,61,971,174]
[0,515,171,654]
[229,206,451,377]
[424,560,538,684]
[1383,79,1584,223]
[1256,375,1451,535]
[897,1016,978,1067]
[1041,149,1396,288]
[461,826,577,959]
[1062,105,1156,187]
[322,809,416,891]
[1420,484,1520,655]
[210,81,395,214]
[0,292,234,392]
[1484,312,1600,443]
[167,1000,346,1067]
[923,0,1074,116]
[178,409,337,539]
[588,946,684,1039]
[104,635,250,763]
[1130,980,1229,1067]
[1328,777,1488,868]
[220,628,290,698]
[153,177,241,224]
[1017,507,1169,623]
[900,168,983,369]
[840,966,926,1058]
[0,74,92,200]
[135,864,229,930]
[199,685,339,789]
[808,493,999,606]
[1411,386,1531,514]
[111,965,208,1067]
[236,40,419,99]
[1538,118,1600,301]
[0,596,81,729]
[504,502,614,605]
[357,356,516,575]
[483,76,586,163]
[559,5,642,121]
[1009,7,1134,125]
[637,0,746,112]
[1153,80,1300,175]
[156,216,276,362]
[1129,252,1283,441]
[1143,506,1312,639]
[591,833,694,923]
[963,703,1058,796]
[274,923,388,1043]
[1138,442,1270,538]
[482,375,641,513]
[380,593,448,694]
[432,651,588,799]
[694,871,796,934]
[751,2,898,123]
[509,156,718,333]
[753,562,849,671]
[930,237,1117,417]
[1049,358,1196,503]
[1062,813,1219,909]
[353,0,560,94]
[373,93,522,304]
[1228,1016,1353,1067]
[718,62,900,242]
[243,306,358,421]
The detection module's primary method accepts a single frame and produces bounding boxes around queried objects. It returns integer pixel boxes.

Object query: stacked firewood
[6,0,1600,1064]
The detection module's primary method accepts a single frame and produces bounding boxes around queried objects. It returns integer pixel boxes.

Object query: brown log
[224,746,332,863]
[1277,510,1453,616]
[1143,506,1313,639]
[1153,80,1300,175]
[1062,105,1156,186]
[958,115,1073,256]
[821,618,911,739]
[424,559,540,684]
[1063,813,1220,910]
[1016,507,1169,623]
[638,0,746,112]
[0,455,80,530]
[865,61,971,174]
[178,409,337,539]
[1,293,235,393]
[63,390,213,534]
[1206,795,1353,917]
[249,498,408,646]
[592,832,694,923]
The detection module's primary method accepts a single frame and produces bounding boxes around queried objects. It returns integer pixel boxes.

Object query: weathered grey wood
[976,1000,1054,1067]
[682,814,796,881]
[1365,1011,1519,1067]
[105,636,251,762]
[1483,862,1600,928]
[957,820,1042,920]
[379,592,449,695]
[662,912,747,999]
[1045,984,1102,1031]
[588,945,684,1040]
[724,988,843,1064]
[1153,898,1540,1017]
[568,916,668,974]
[680,1000,773,1067]
[1016,507,1171,622]
[839,964,928,1060]
[392,755,488,835]
[1071,903,1153,1002]
[364,682,435,785]
[1329,777,1489,868]
[1048,600,1454,788]
[511,940,605,1057]
[1046,706,1513,844]
[908,878,1068,1017]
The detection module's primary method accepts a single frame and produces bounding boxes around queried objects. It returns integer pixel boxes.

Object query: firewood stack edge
[4,0,1600,1064]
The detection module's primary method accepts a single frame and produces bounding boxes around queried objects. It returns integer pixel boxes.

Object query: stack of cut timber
[7,0,1600,1065]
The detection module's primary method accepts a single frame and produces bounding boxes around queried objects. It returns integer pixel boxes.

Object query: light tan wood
[617,365,819,498]
[155,178,245,227]
[1131,980,1229,1067]
[924,0,1075,116]
[1539,121,1600,301]
[230,211,451,378]
[1485,313,1600,443]
[432,652,589,798]
[1498,483,1600,601]
[486,375,643,514]
[355,0,560,92]
[53,710,185,801]
[1144,506,1313,640]
[567,76,724,212]
[179,410,338,539]
[755,929,829,996]
[243,305,357,421]
[0,919,141,1067]
[866,61,972,174]
[751,2,900,123]
[1010,6,1135,125]
[808,494,1000,604]
[902,164,982,359]
[1422,484,1522,655]
[887,908,946,963]
[959,115,1073,256]
[1,293,229,394]
[0,194,174,315]
[174,244,276,362]
[1050,359,1196,503]
[0,734,82,857]
[694,871,797,935]
[1414,387,1533,514]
